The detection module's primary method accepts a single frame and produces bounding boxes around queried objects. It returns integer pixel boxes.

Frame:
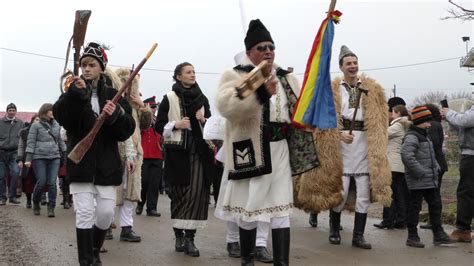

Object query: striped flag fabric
[292,10,342,129]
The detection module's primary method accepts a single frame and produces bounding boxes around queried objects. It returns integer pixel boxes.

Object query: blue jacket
[25,119,66,161]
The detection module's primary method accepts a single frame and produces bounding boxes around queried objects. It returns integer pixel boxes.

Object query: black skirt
[168,134,210,229]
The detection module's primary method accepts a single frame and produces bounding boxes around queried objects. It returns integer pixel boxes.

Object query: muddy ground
[0,195,472,265]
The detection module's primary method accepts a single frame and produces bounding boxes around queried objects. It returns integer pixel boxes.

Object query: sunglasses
[255,44,275,52]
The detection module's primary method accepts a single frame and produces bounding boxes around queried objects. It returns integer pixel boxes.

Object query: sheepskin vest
[294,74,392,212]
[217,58,318,180]
[163,91,185,146]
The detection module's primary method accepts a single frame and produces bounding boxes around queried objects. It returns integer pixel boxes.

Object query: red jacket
[141,127,163,159]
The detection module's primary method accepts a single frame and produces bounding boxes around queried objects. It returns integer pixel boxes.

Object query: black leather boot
[373,220,394,229]
[63,194,70,209]
[329,210,341,245]
[352,212,372,249]
[184,230,200,257]
[227,242,241,258]
[174,228,185,252]
[255,246,273,263]
[120,226,141,242]
[26,194,32,208]
[272,228,290,266]
[135,203,144,215]
[309,212,318,228]
[105,226,113,240]
[92,226,108,266]
[406,227,424,248]
[433,229,456,246]
[76,228,93,266]
[239,227,257,266]
[33,201,40,216]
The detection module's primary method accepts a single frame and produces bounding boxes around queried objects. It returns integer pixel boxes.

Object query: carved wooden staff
[68,43,158,164]
[348,86,368,135]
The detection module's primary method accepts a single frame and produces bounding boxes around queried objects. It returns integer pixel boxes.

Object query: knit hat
[143,96,157,108]
[339,45,357,62]
[80,42,108,70]
[411,106,433,125]
[244,19,274,51]
[6,103,16,111]
[387,97,406,112]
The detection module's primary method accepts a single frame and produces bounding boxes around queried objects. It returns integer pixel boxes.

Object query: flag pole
[327,0,337,17]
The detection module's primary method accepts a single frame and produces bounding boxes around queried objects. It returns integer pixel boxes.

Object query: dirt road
[0,196,472,265]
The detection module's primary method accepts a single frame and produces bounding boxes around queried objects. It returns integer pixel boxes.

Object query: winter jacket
[387,116,410,173]
[53,75,135,186]
[427,120,448,173]
[401,125,440,190]
[25,119,66,161]
[445,105,474,155]
[0,116,24,151]
[17,125,30,162]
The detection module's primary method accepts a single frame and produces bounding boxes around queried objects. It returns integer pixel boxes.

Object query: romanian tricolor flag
[292,10,342,129]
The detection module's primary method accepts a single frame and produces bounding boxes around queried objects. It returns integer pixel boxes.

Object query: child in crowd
[401,106,455,248]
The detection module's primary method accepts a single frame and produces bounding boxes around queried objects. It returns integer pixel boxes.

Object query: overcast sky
[1,0,473,112]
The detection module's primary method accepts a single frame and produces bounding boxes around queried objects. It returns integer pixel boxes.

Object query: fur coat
[294,74,392,212]
[107,67,152,204]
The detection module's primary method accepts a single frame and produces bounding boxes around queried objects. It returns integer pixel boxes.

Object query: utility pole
[392,84,396,97]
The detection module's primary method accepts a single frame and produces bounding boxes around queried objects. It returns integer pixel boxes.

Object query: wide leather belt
[342,119,365,131]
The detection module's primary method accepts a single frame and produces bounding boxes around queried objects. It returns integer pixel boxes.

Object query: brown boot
[450,229,472,243]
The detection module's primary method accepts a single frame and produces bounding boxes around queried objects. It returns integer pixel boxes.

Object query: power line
[0,47,220,75]
[1,47,462,75]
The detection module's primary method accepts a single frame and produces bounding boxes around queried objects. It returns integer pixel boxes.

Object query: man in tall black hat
[215,19,318,265]
[53,42,135,265]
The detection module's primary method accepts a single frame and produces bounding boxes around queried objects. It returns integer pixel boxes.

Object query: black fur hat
[244,19,274,51]
[387,97,406,112]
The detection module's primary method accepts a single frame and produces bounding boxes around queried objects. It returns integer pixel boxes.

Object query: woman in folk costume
[294,45,392,250]
[215,19,318,265]
[106,67,152,242]
[155,62,213,257]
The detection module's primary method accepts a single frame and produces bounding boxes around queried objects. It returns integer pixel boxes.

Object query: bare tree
[441,0,474,21]
[411,90,472,110]
[411,91,447,106]
[450,90,472,99]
